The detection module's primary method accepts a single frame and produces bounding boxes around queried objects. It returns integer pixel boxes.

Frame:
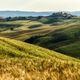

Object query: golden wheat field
[0,37,80,80]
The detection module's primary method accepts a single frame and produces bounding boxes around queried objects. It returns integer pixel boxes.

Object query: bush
[29,24,42,28]
[10,27,14,31]
[25,35,41,43]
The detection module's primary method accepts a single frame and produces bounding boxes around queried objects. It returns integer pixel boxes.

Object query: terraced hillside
[0,18,80,58]
[0,19,76,40]
[25,18,80,58]
[0,37,80,80]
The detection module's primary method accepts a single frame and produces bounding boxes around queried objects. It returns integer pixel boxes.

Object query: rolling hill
[23,18,80,58]
[0,17,80,58]
[0,37,80,80]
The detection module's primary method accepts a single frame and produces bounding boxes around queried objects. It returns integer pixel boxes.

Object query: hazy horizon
[0,0,80,12]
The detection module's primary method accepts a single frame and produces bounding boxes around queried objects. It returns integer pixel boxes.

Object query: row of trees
[39,12,75,24]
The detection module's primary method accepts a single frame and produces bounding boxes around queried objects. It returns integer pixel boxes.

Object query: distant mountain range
[0,11,80,17]
[0,11,53,17]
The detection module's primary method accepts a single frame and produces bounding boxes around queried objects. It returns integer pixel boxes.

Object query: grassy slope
[0,18,80,58]
[0,19,74,40]
[54,18,80,58]
[0,37,80,80]
[24,18,80,58]
[56,41,80,58]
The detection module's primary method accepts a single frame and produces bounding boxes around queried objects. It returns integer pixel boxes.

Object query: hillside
[0,37,80,80]
[0,17,80,58]
[0,19,75,40]
[24,18,80,58]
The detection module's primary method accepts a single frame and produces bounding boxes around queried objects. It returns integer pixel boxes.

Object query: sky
[0,0,80,11]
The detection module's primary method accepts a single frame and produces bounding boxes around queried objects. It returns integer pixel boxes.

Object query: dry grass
[0,58,80,80]
[0,37,80,80]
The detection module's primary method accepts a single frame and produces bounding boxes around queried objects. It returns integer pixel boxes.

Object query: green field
[0,18,80,58]
[22,18,80,58]
[0,19,75,40]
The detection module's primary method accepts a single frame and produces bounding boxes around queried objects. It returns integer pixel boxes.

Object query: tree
[10,27,14,31]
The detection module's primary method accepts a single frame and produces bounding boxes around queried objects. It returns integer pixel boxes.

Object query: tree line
[0,12,75,22]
